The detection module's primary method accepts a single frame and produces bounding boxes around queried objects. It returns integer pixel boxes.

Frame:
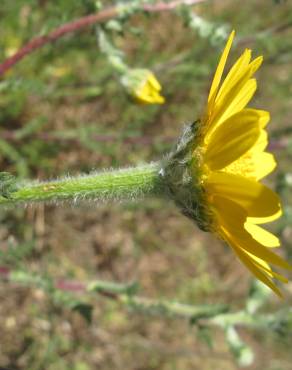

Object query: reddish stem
[0,0,205,76]
[55,279,86,293]
[0,266,121,301]
[0,266,10,278]
[0,7,117,76]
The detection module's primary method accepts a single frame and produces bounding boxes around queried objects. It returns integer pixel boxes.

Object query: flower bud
[121,68,165,104]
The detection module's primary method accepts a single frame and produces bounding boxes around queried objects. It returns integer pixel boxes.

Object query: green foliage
[0,240,34,265]
[225,326,254,367]
[0,171,18,198]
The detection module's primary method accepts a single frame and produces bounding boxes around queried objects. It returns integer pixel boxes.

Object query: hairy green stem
[0,162,164,206]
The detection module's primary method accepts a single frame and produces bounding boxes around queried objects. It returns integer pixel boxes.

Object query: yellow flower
[193,30,291,296]
[121,69,165,104]
[4,34,21,57]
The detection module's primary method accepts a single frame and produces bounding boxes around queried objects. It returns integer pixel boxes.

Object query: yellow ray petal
[245,251,288,283]
[206,171,282,218]
[245,252,273,276]
[214,202,287,278]
[248,208,282,225]
[247,56,263,75]
[244,222,280,247]
[238,257,282,297]
[208,31,235,106]
[229,227,291,270]
[212,195,247,225]
[212,196,247,236]
[251,152,276,180]
[215,55,262,109]
[215,48,252,101]
[222,230,282,296]
[223,149,275,180]
[251,129,268,152]
[258,110,270,128]
[237,109,270,129]
[232,245,283,297]
[210,78,257,132]
[205,110,261,170]
[148,73,162,90]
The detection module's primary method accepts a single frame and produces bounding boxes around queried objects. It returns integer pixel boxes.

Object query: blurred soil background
[0,0,292,369]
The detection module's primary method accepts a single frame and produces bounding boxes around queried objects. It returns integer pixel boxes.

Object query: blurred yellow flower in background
[46,64,72,78]
[4,34,21,57]
[121,68,165,104]
[194,31,291,296]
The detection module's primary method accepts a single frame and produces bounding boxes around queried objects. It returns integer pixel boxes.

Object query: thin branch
[0,266,228,320]
[0,7,117,76]
[1,266,290,333]
[0,0,206,76]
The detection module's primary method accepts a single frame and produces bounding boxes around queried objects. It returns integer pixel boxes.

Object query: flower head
[191,31,291,296]
[121,68,165,104]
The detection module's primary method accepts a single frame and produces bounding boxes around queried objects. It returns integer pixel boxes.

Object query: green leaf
[225,326,254,367]
[196,324,213,349]
[72,302,93,324]
[0,171,18,198]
